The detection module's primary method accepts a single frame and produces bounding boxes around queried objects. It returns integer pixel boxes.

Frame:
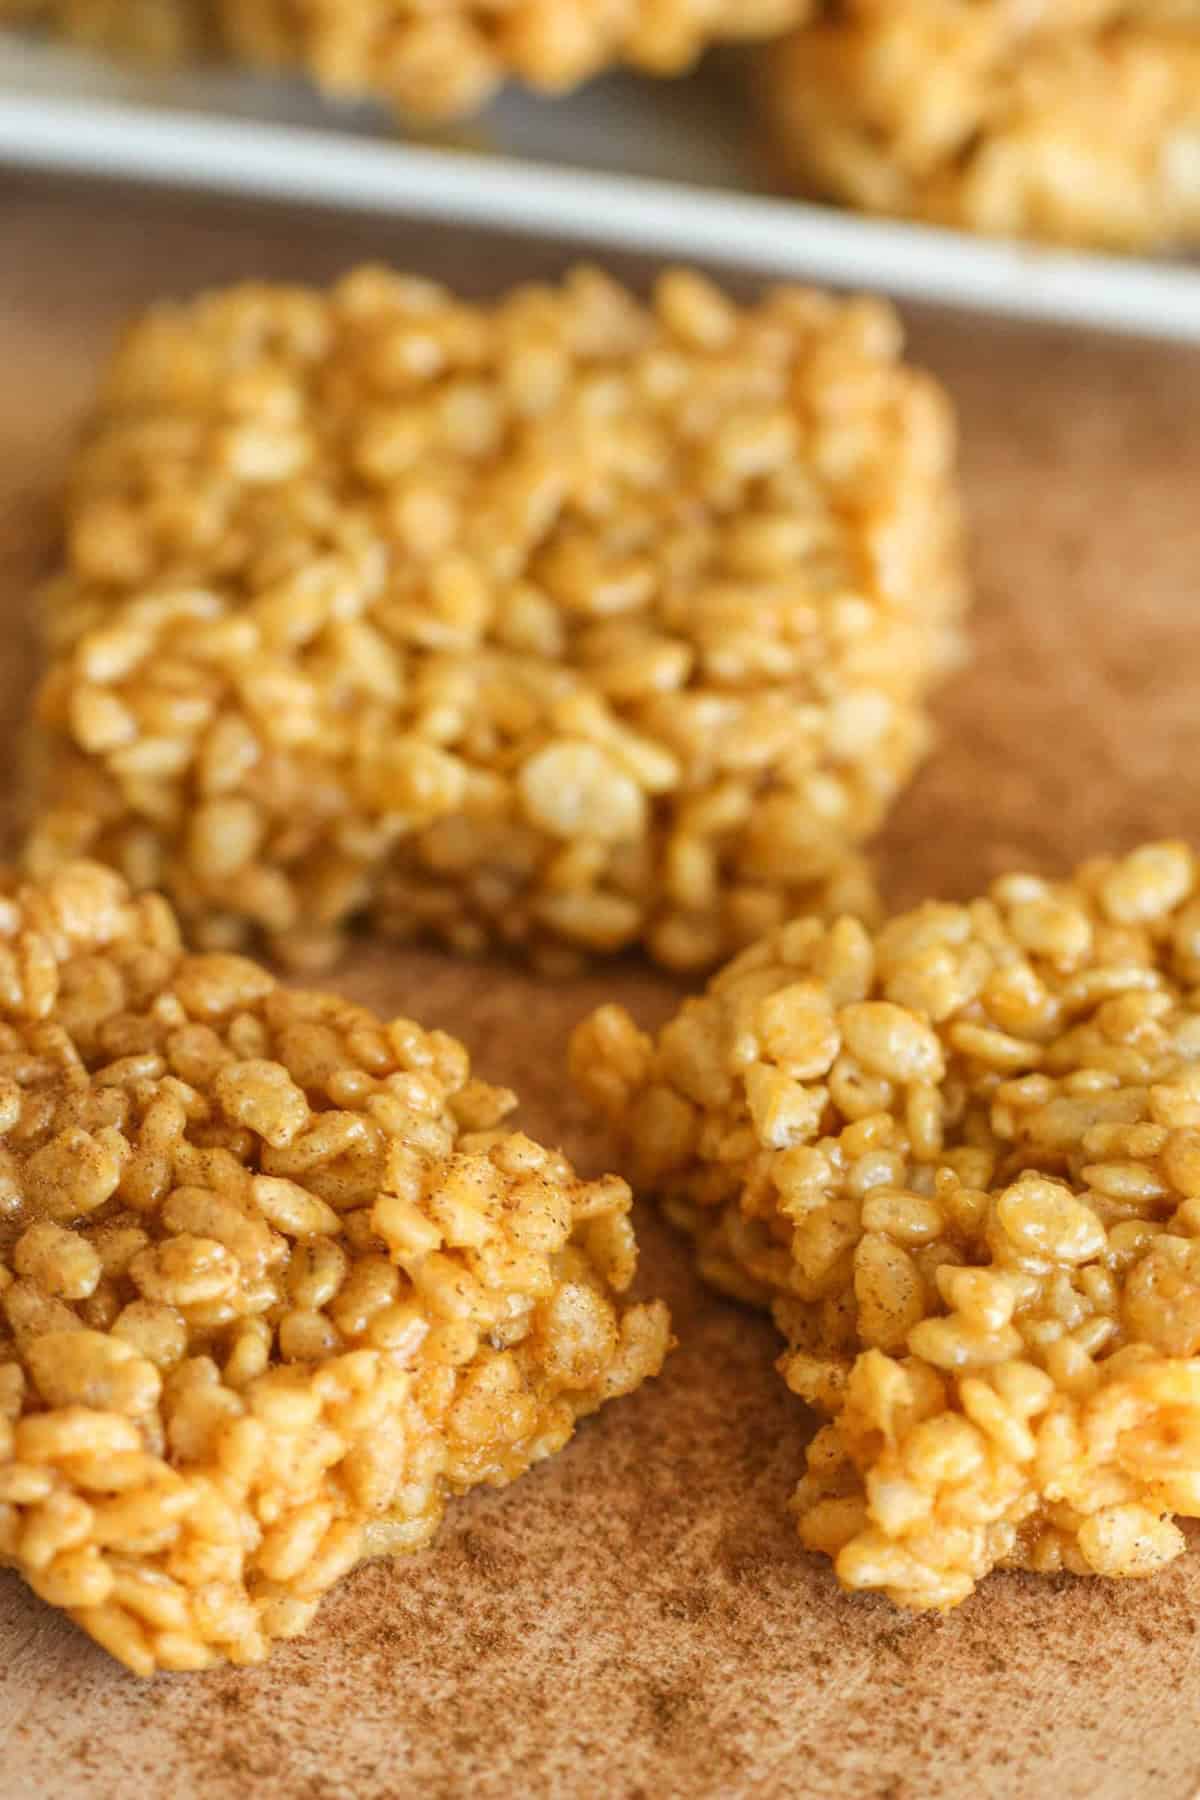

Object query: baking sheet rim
[1,87,1199,342]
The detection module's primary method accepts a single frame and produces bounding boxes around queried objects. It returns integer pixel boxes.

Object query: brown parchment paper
[2,178,1200,1800]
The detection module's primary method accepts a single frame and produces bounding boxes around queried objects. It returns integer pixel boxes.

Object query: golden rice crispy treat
[761,0,1200,251]
[574,840,1200,1609]
[26,266,966,974]
[0,0,210,61]
[1,0,813,117]
[221,0,815,120]
[0,861,670,1674]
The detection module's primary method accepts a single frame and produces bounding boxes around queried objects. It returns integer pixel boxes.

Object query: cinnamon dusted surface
[2,177,1200,1799]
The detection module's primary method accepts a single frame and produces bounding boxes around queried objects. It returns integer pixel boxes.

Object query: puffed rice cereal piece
[1,0,813,117]
[25,265,967,973]
[573,840,1200,1608]
[0,861,670,1673]
[760,0,1200,251]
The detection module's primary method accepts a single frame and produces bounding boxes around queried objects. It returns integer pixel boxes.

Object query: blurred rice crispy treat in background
[0,0,813,116]
[574,840,1200,1609]
[0,0,211,60]
[24,266,967,975]
[0,861,670,1673]
[760,0,1200,250]
[222,0,814,119]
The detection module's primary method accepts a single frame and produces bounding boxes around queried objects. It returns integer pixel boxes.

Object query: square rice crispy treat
[1,0,813,116]
[574,841,1200,1610]
[0,861,670,1673]
[761,0,1200,250]
[25,266,966,975]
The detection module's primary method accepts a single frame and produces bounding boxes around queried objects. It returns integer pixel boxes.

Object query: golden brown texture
[0,0,812,115]
[24,265,966,974]
[223,0,814,118]
[761,0,1200,250]
[0,0,211,59]
[0,859,669,1674]
[575,839,1200,1610]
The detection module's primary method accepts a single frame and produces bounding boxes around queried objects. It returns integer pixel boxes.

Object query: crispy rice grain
[25,266,966,973]
[574,840,1200,1609]
[0,861,670,1673]
[2,0,812,116]
[761,0,1200,251]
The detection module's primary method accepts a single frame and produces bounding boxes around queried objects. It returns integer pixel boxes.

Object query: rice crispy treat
[0,0,211,60]
[25,266,966,975]
[573,840,1200,1609]
[0,861,670,1674]
[221,0,815,120]
[760,0,1200,251]
[0,0,812,117]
